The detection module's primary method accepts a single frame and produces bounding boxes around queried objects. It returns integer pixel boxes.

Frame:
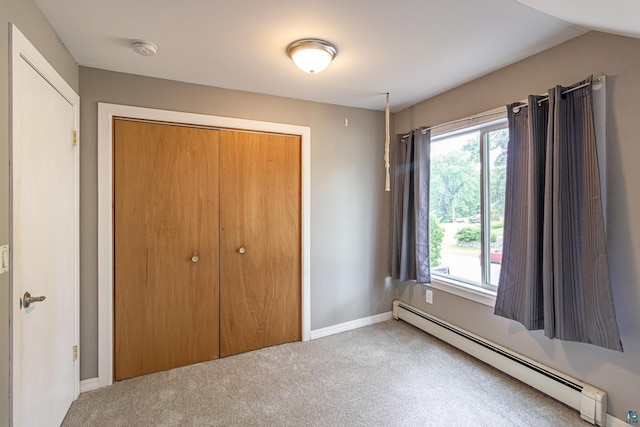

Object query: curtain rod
[400,110,505,138]
[419,110,505,135]
[401,77,601,138]
[513,77,601,113]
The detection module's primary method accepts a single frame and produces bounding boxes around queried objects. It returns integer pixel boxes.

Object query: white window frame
[428,113,507,306]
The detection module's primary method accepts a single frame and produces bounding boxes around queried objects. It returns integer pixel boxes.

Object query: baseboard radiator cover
[392,300,607,426]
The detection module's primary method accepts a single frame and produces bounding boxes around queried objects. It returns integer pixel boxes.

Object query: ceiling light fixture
[286,38,337,74]
[132,40,158,57]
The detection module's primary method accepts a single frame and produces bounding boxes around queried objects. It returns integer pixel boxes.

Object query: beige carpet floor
[62,320,589,426]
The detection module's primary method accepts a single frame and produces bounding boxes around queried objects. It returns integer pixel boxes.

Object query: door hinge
[72,345,78,361]
[73,130,78,146]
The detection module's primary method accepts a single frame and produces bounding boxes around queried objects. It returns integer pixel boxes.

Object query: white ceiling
[33,0,634,112]
[516,0,640,39]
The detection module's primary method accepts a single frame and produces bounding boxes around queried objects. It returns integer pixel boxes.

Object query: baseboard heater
[392,300,607,426]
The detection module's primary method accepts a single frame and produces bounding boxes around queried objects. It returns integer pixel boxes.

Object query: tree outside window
[429,123,507,290]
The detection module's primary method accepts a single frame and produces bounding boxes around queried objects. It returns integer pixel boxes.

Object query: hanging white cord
[384,93,391,192]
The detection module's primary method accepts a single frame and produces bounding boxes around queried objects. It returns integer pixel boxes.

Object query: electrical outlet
[426,289,433,304]
[0,245,8,274]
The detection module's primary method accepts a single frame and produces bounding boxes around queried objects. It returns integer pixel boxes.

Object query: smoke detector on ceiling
[131,40,158,57]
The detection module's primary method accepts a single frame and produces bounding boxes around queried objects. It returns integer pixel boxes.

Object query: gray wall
[394,31,640,420]
[1,1,78,425]
[78,67,394,380]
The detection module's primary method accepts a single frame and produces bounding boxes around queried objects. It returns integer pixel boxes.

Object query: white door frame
[97,103,311,388]
[9,23,80,424]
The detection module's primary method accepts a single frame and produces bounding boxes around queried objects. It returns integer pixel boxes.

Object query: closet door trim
[96,103,311,389]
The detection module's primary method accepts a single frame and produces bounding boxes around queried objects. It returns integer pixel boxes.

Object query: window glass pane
[430,131,481,285]
[487,128,508,286]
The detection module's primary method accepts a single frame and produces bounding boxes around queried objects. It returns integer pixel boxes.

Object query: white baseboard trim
[607,414,628,427]
[80,377,100,393]
[309,311,393,340]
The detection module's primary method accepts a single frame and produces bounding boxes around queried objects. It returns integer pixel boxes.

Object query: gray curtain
[391,128,431,283]
[495,77,623,351]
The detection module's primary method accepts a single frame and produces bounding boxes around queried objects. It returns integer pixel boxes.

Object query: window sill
[428,275,496,308]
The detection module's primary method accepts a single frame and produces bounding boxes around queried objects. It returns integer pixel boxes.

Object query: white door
[10,24,80,427]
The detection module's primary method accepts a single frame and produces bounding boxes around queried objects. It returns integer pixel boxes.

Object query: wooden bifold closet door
[219,130,302,357]
[114,120,220,380]
[114,119,301,380]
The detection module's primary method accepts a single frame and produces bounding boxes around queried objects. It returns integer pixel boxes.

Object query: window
[429,119,508,292]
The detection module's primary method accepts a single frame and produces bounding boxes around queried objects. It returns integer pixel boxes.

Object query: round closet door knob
[192,255,199,263]
[238,246,246,254]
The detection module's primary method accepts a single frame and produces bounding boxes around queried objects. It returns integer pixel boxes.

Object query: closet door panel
[114,120,220,380]
[219,130,301,357]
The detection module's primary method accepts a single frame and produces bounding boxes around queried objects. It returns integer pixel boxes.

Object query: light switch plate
[0,245,8,274]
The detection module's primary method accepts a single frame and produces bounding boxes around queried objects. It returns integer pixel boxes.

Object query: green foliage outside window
[430,136,480,222]
[430,214,445,267]
[430,129,508,223]
[454,224,497,243]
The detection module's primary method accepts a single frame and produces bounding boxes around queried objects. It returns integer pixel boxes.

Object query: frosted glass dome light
[286,39,337,74]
